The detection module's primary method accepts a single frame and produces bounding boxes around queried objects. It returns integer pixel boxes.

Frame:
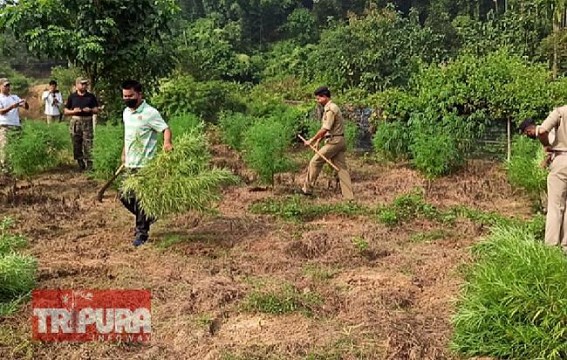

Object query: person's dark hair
[49,80,57,86]
[121,79,143,93]
[518,117,536,134]
[314,86,331,98]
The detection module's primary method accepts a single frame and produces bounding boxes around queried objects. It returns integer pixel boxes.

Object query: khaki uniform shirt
[322,101,344,137]
[538,106,567,151]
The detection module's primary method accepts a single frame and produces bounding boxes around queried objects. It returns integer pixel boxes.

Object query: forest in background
[0,0,566,178]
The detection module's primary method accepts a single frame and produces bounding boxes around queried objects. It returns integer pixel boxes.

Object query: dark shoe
[133,235,148,247]
[85,161,93,171]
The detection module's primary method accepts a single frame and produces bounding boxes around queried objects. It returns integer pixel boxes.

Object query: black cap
[518,118,535,134]
[314,86,331,98]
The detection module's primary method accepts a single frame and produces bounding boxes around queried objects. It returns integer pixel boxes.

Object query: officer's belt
[325,133,344,138]
[71,116,93,120]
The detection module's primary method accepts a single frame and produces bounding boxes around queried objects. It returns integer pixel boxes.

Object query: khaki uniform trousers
[303,136,354,200]
[545,154,567,248]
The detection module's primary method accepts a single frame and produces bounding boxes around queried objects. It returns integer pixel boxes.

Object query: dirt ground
[0,144,531,360]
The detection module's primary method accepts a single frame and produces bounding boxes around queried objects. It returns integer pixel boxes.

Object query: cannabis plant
[121,129,237,218]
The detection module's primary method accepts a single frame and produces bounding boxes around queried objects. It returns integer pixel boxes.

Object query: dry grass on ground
[0,145,529,360]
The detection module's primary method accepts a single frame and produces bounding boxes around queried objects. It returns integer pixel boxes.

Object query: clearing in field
[0,141,531,359]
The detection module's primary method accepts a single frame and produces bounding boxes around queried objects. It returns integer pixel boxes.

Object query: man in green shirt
[120,79,173,247]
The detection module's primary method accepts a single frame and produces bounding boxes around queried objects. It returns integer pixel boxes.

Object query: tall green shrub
[369,50,560,177]
[243,120,296,185]
[91,124,123,180]
[218,111,255,151]
[167,113,204,137]
[151,75,245,121]
[6,121,70,177]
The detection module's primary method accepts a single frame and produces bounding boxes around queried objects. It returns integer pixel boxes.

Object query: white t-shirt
[41,90,63,116]
[0,94,22,127]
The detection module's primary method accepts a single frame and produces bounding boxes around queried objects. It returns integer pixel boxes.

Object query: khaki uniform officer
[302,86,354,200]
[520,112,567,250]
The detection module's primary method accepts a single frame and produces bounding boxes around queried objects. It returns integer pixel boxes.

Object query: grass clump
[410,229,450,243]
[0,217,36,315]
[6,121,69,177]
[376,189,440,226]
[121,129,238,219]
[452,225,567,359]
[0,254,36,303]
[249,195,370,221]
[243,282,322,316]
[0,218,27,255]
[302,263,337,281]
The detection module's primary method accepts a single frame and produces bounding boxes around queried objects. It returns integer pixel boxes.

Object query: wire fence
[339,106,510,160]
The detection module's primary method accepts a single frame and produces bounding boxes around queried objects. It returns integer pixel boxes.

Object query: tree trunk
[553,13,560,80]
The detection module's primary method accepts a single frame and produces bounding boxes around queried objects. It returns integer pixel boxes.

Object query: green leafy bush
[91,124,123,180]
[177,18,261,83]
[409,127,464,178]
[506,136,547,200]
[242,120,296,185]
[167,113,204,137]
[50,66,82,95]
[372,120,410,160]
[309,6,444,92]
[0,63,30,95]
[368,50,564,177]
[6,121,70,177]
[218,111,255,151]
[452,225,567,359]
[152,75,246,122]
[121,130,238,218]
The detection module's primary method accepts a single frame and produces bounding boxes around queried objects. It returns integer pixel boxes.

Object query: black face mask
[124,99,138,108]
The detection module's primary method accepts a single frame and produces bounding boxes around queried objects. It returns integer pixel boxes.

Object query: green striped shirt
[123,101,168,168]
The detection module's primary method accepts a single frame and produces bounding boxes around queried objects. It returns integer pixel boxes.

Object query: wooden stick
[96,164,125,202]
[298,134,340,172]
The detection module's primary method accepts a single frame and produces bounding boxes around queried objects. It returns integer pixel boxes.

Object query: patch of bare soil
[0,151,531,359]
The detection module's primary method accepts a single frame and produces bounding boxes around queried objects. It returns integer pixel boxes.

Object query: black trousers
[120,191,155,239]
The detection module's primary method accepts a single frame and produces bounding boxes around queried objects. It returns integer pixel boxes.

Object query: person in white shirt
[0,78,29,171]
[41,80,63,124]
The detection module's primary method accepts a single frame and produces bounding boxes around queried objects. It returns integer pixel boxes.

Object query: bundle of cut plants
[121,129,238,219]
